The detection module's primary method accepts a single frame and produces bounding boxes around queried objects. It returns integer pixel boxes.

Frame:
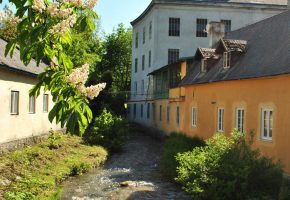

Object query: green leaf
[5,41,16,58]
[84,104,93,123]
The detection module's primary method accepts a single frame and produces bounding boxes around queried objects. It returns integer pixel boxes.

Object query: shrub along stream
[161,130,290,200]
[0,132,107,200]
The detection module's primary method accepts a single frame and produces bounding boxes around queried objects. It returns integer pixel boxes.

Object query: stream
[61,131,191,200]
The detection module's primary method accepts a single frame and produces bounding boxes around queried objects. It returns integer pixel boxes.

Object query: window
[133,104,136,118]
[169,18,180,36]
[10,91,19,115]
[142,55,145,70]
[134,58,138,73]
[176,106,180,125]
[221,19,231,34]
[167,106,170,123]
[141,80,144,95]
[29,96,36,114]
[152,103,155,120]
[217,108,224,132]
[134,81,137,96]
[127,104,130,115]
[261,109,273,140]
[236,108,245,133]
[143,27,146,44]
[201,59,207,73]
[135,32,138,48]
[141,104,144,118]
[148,50,151,68]
[159,105,162,121]
[192,107,197,127]
[149,21,152,40]
[168,49,179,64]
[196,18,207,37]
[43,94,49,113]
[147,104,150,119]
[223,52,231,68]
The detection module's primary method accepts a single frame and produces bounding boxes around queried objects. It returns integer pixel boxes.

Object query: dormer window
[223,51,231,68]
[201,59,207,73]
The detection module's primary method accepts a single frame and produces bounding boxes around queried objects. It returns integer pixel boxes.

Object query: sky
[0,0,152,34]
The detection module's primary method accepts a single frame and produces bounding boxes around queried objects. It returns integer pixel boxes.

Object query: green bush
[84,109,129,152]
[160,132,205,180]
[175,129,283,200]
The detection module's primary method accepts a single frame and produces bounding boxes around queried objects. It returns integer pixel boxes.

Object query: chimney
[206,21,225,48]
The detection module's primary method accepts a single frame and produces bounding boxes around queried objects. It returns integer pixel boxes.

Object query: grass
[0,131,108,200]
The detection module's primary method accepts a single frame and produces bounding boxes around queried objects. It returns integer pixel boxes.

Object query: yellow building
[0,39,60,150]
[144,10,290,174]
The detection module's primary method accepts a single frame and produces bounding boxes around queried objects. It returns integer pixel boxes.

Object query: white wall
[0,69,61,144]
[130,2,285,124]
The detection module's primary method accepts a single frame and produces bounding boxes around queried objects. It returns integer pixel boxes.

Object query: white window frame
[261,108,273,141]
[176,106,180,125]
[10,91,19,115]
[29,96,36,114]
[147,104,150,119]
[141,80,144,95]
[223,52,231,69]
[143,27,146,44]
[135,32,138,48]
[134,81,137,96]
[141,104,143,118]
[217,108,224,132]
[192,107,197,127]
[43,94,49,113]
[201,59,207,73]
[159,105,162,121]
[167,106,170,123]
[149,21,152,40]
[235,108,244,133]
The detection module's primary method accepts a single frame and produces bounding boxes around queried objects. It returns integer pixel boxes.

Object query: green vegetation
[0,132,107,200]
[84,109,129,152]
[90,24,132,117]
[160,132,205,180]
[175,129,283,200]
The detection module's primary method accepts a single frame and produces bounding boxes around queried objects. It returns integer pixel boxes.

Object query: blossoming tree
[4,0,106,135]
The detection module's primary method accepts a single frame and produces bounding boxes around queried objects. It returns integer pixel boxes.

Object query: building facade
[0,39,60,147]
[139,9,290,174]
[128,0,287,126]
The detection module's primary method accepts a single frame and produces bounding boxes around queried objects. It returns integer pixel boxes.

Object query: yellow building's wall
[0,69,61,144]
[154,74,290,174]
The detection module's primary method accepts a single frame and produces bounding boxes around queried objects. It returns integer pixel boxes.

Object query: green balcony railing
[154,91,169,99]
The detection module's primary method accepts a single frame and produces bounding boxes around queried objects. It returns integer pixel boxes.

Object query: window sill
[29,112,36,114]
[10,113,19,116]
[260,138,273,142]
[192,125,197,128]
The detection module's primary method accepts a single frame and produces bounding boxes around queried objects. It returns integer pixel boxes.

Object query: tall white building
[128,0,286,126]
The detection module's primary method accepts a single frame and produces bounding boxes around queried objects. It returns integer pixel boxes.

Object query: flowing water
[61,131,191,200]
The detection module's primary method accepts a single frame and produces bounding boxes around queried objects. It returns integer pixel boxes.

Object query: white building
[128,0,287,126]
[0,39,60,150]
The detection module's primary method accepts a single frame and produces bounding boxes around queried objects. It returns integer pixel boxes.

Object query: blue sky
[0,0,152,34]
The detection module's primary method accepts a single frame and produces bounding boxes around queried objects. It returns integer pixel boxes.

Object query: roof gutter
[0,64,39,78]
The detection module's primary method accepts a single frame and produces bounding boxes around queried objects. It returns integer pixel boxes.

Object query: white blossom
[50,14,77,35]
[47,3,72,18]
[85,83,106,100]
[85,0,98,9]
[32,0,46,13]
[68,0,83,7]
[67,63,90,86]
